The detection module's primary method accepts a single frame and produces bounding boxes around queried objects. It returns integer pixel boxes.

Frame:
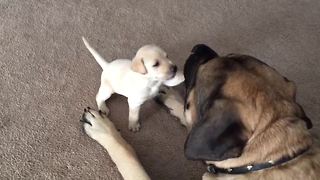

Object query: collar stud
[268,160,274,164]
[207,165,216,174]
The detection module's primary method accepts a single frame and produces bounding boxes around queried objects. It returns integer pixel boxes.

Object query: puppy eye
[153,61,160,67]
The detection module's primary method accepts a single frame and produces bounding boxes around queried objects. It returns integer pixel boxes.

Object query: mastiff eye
[153,61,160,67]
[186,102,190,110]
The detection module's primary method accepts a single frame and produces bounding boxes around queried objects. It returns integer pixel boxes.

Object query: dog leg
[96,83,113,114]
[128,99,142,132]
[81,108,150,180]
[155,87,188,127]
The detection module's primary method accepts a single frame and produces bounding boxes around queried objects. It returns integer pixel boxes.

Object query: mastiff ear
[191,44,219,57]
[131,56,147,74]
[184,44,219,91]
[184,101,248,161]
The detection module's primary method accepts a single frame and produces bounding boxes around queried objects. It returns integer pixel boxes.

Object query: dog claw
[86,108,95,117]
[80,118,92,126]
[128,122,141,132]
[98,109,109,117]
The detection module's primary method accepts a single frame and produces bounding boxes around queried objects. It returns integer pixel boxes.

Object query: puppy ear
[184,103,248,161]
[131,57,147,74]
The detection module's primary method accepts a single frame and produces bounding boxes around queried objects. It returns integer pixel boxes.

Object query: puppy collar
[207,147,309,174]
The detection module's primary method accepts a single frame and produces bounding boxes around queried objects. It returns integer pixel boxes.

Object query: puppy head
[131,44,178,82]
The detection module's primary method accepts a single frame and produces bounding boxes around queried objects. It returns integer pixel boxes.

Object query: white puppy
[82,37,184,131]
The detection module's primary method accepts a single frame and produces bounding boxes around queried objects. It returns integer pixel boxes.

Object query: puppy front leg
[128,99,142,132]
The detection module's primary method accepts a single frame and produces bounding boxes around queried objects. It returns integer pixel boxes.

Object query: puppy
[82,37,184,131]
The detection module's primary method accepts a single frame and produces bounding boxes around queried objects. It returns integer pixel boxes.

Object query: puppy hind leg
[128,99,142,132]
[96,84,113,115]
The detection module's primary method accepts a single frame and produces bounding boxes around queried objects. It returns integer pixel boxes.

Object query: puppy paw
[128,121,141,132]
[81,107,115,141]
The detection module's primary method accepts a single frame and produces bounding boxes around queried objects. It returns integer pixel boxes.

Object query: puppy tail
[82,37,109,70]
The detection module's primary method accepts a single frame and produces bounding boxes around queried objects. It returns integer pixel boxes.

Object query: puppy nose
[170,65,177,73]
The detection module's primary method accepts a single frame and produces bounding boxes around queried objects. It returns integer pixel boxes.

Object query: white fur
[82,37,184,131]
[82,108,151,180]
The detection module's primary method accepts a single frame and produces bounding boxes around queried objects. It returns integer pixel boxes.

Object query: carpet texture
[1,0,320,179]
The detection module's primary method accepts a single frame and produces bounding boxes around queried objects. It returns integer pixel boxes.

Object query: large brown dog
[81,45,320,180]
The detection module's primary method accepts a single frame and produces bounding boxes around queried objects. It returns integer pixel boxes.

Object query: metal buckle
[207,165,217,174]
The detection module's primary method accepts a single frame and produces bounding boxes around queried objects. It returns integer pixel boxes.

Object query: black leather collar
[207,147,309,174]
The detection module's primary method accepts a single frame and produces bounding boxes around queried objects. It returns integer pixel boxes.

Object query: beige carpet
[1,0,320,179]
